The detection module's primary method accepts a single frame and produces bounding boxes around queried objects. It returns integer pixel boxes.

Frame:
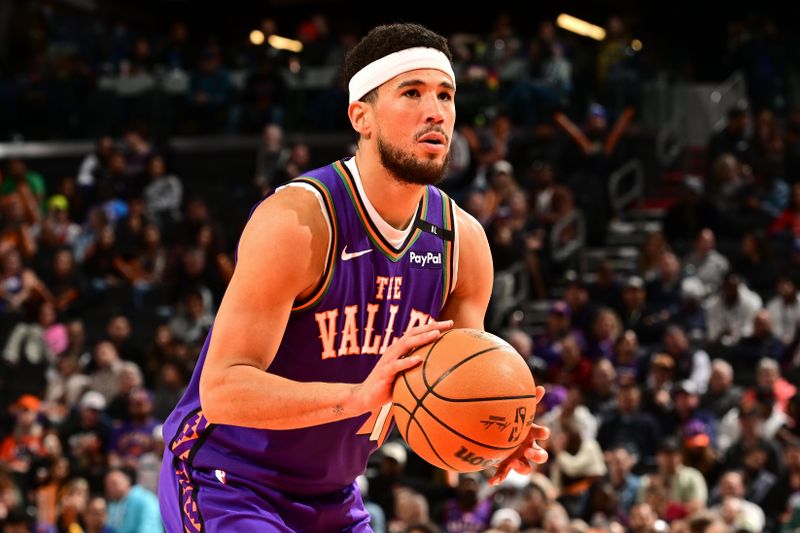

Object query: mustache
[414,126,450,143]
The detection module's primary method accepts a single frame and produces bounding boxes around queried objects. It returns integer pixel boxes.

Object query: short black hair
[343,23,452,102]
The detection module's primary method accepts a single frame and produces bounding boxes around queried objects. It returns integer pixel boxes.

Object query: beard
[377,135,450,186]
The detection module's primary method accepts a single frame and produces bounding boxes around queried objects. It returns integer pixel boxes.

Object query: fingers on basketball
[392,329,538,473]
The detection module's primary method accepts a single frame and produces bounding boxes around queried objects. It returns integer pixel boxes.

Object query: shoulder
[454,203,490,252]
[244,184,328,243]
[234,183,330,295]
[451,203,493,291]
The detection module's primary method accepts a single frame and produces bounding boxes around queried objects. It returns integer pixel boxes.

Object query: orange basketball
[392,328,538,472]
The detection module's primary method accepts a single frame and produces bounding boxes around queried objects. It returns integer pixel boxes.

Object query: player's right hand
[352,320,453,414]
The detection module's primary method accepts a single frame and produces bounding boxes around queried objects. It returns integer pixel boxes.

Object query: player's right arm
[199,186,448,430]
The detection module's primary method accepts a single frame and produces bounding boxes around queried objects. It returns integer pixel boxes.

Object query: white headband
[348,47,456,104]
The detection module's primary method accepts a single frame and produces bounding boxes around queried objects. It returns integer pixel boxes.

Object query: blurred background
[1,1,800,532]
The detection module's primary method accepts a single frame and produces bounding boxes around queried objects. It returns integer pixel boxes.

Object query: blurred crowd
[1,2,800,533]
[1,1,795,140]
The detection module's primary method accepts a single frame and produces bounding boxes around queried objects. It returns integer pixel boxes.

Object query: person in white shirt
[766,273,800,345]
[683,228,730,296]
[705,272,762,346]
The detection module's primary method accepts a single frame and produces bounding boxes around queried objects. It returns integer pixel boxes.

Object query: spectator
[610,329,645,383]
[142,155,183,233]
[108,387,160,472]
[83,496,115,533]
[638,437,708,521]
[700,359,742,420]
[585,307,622,360]
[489,507,521,533]
[588,260,624,316]
[59,390,111,492]
[641,352,676,423]
[644,251,683,329]
[584,359,618,419]
[2,310,52,401]
[391,488,431,533]
[729,310,785,385]
[151,360,187,422]
[662,325,712,396]
[2,158,46,209]
[681,419,722,489]
[135,422,163,496]
[627,502,658,533]
[638,231,668,283]
[683,229,729,296]
[766,273,800,346]
[619,275,654,345]
[41,247,86,318]
[81,225,125,293]
[707,103,752,170]
[540,385,598,443]
[662,177,718,252]
[186,46,233,134]
[0,247,45,315]
[368,441,411,524]
[51,476,88,532]
[708,471,765,533]
[722,401,784,477]
[562,274,597,336]
[710,153,748,239]
[168,288,214,346]
[676,276,708,343]
[45,353,90,420]
[668,380,719,449]
[77,136,116,189]
[705,272,762,347]
[605,444,642,519]
[439,473,493,533]
[0,394,45,475]
[533,300,584,366]
[735,230,778,299]
[253,123,291,195]
[34,195,82,257]
[743,358,797,413]
[546,334,593,392]
[549,416,607,517]
[104,469,162,533]
[597,382,661,467]
[88,341,124,403]
[106,362,144,422]
[240,56,286,133]
[105,313,141,366]
[119,129,154,196]
[769,182,800,241]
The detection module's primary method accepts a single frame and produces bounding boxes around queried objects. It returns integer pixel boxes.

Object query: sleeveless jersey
[162,158,457,495]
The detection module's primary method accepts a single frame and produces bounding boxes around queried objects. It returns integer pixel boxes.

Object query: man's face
[372,69,455,185]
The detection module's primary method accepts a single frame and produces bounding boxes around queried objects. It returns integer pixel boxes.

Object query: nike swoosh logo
[341,246,373,261]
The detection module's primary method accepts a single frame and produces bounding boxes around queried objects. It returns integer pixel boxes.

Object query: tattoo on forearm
[334,404,344,416]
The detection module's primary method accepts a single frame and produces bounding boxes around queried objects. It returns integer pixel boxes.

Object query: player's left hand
[488,385,549,486]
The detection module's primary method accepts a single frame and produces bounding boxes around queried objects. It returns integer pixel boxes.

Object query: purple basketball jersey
[161,158,456,501]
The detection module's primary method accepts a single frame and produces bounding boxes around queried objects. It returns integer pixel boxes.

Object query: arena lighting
[268,34,303,53]
[556,13,606,41]
[249,30,265,46]
[631,39,643,51]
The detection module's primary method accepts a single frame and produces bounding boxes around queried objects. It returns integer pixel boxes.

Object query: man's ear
[348,101,372,137]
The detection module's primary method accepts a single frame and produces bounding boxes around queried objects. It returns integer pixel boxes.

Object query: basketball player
[158,23,549,532]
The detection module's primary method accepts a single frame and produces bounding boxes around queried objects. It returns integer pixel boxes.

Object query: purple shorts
[158,451,372,532]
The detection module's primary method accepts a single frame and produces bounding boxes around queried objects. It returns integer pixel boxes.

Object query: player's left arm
[439,206,549,486]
